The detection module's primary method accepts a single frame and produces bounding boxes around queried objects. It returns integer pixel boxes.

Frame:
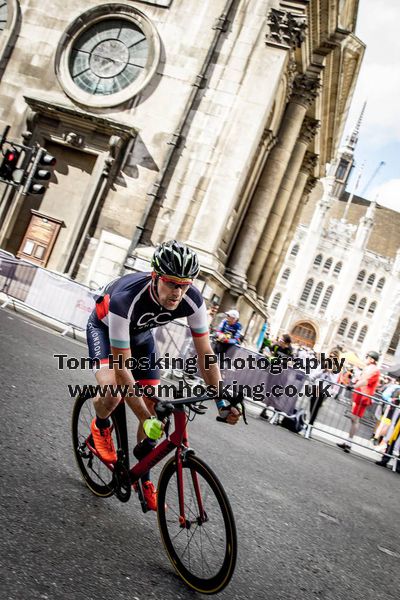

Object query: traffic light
[24,147,56,195]
[0,147,21,183]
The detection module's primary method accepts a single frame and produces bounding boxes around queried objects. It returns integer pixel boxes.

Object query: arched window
[323,257,333,272]
[290,244,299,257]
[300,279,313,303]
[357,270,366,283]
[347,322,358,340]
[348,294,357,307]
[338,319,348,336]
[281,268,291,282]
[366,273,376,287]
[271,293,281,310]
[377,277,385,291]
[310,282,324,306]
[368,301,377,316]
[358,297,367,311]
[333,261,342,276]
[313,254,323,267]
[321,286,333,310]
[357,325,368,343]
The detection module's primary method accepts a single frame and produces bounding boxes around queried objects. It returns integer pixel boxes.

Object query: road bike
[72,389,245,594]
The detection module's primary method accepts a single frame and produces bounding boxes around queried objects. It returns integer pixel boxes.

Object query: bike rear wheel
[157,454,237,594]
[72,392,120,497]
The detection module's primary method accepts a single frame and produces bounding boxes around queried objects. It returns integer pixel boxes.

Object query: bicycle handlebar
[154,391,247,424]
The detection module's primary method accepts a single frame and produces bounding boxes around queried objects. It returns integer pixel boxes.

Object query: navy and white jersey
[93,272,208,350]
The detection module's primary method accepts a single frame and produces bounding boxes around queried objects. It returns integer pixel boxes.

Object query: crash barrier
[0,252,95,331]
[294,380,400,470]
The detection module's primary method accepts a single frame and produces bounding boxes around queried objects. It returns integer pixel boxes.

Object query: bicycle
[72,389,246,594]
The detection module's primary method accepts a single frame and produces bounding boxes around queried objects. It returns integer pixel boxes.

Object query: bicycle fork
[177,448,207,527]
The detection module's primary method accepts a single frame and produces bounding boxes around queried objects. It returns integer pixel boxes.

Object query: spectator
[207,302,220,333]
[213,309,242,362]
[305,348,341,437]
[375,387,400,472]
[270,333,293,359]
[335,366,354,401]
[337,350,381,453]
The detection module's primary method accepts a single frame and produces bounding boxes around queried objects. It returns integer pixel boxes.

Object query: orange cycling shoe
[90,418,117,463]
[142,480,158,511]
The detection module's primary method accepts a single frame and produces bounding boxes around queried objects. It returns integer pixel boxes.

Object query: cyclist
[86,240,240,510]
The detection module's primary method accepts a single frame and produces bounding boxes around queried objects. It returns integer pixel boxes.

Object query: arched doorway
[291,321,317,348]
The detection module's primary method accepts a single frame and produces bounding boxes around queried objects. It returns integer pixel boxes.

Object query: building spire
[345,101,367,152]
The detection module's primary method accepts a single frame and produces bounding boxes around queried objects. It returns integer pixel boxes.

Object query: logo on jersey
[136,311,172,329]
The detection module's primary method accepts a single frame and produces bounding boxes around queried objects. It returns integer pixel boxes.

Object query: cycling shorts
[86,312,160,384]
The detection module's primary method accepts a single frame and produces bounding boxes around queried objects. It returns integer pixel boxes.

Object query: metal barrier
[0,252,95,332]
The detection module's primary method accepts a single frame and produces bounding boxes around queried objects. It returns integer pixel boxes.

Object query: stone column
[226,73,320,288]
[247,118,319,288]
[263,174,318,300]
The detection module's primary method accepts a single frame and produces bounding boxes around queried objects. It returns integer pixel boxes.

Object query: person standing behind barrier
[306,349,341,437]
[375,388,400,472]
[337,351,381,453]
[213,309,242,363]
[270,334,293,359]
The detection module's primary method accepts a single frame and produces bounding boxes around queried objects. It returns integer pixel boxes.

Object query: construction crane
[360,160,385,197]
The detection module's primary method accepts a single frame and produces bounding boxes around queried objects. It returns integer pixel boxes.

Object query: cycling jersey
[91,272,208,350]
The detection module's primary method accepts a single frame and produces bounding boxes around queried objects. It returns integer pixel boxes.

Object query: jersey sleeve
[108,293,131,350]
[186,298,209,337]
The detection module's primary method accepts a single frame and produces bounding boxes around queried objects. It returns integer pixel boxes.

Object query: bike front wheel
[157,454,237,594]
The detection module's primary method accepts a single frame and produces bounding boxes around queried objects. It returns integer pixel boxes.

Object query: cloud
[369,179,400,213]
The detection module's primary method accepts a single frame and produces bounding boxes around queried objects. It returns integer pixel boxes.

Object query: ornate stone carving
[323,218,357,244]
[266,9,307,49]
[299,117,320,145]
[290,74,321,108]
[303,176,318,195]
[301,151,319,174]
[62,131,84,147]
[261,128,278,152]
[285,57,298,101]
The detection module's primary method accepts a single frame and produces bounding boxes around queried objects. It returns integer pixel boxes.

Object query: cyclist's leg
[87,313,120,461]
[130,331,161,494]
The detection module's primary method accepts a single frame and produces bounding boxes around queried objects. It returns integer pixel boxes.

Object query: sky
[341,0,400,212]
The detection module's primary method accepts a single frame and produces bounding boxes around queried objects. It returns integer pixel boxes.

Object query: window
[377,277,385,291]
[358,297,367,311]
[290,244,299,257]
[357,270,366,283]
[366,273,376,287]
[300,278,313,303]
[281,268,290,282]
[323,257,333,272]
[338,319,348,336]
[313,254,323,267]
[348,294,357,307]
[321,286,333,310]
[347,322,358,340]
[368,301,377,316]
[357,325,368,343]
[55,4,161,108]
[310,282,324,306]
[271,293,281,310]
[333,261,342,276]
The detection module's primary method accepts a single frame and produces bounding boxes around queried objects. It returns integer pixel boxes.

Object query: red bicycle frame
[85,399,206,522]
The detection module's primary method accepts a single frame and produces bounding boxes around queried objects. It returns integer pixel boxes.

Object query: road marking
[318,511,339,524]
[378,546,400,558]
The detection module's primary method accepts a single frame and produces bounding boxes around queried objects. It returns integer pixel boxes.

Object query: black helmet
[366,350,380,362]
[152,240,200,279]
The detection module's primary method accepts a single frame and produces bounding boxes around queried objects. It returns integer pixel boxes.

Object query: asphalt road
[0,309,399,600]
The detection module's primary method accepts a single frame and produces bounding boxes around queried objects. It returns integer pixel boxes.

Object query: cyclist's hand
[217,405,241,425]
[143,416,164,440]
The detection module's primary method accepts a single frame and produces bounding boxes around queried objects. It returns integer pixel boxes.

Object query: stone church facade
[0,1,364,328]
[267,118,400,362]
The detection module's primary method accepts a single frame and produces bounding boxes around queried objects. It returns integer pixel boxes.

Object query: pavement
[0,306,399,600]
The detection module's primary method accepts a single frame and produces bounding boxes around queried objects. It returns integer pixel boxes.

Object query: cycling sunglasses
[159,274,193,286]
